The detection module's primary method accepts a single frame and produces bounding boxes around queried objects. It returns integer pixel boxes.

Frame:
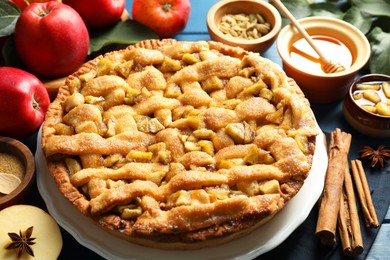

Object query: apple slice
[0,205,62,259]
[0,172,21,194]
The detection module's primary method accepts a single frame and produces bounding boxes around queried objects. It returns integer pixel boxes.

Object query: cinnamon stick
[338,163,363,256]
[316,128,352,245]
[351,159,379,228]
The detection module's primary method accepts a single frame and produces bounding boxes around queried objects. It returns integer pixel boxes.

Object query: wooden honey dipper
[271,0,346,73]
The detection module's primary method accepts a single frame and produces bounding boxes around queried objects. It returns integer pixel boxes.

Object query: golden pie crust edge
[41,39,318,250]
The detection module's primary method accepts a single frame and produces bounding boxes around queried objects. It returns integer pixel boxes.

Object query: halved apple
[0,205,62,259]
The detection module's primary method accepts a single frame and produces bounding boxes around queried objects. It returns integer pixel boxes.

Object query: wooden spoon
[0,172,21,195]
[271,0,345,73]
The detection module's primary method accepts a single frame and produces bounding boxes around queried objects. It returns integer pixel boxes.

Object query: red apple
[14,1,89,79]
[8,0,28,10]
[8,0,55,11]
[132,0,191,39]
[62,0,126,29]
[0,67,50,138]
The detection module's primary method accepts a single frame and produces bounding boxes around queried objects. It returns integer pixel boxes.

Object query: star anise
[359,145,390,168]
[5,226,36,258]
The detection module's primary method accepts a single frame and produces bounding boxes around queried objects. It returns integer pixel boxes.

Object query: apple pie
[41,39,318,249]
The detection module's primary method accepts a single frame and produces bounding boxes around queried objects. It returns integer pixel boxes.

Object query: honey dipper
[271,0,346,73]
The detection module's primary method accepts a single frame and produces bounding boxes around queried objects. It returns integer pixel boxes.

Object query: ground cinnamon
[316,128,352,245]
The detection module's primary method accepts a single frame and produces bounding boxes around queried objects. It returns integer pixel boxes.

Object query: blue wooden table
[23,1,389,259]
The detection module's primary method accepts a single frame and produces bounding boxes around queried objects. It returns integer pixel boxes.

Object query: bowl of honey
[276,16,370,103]
[343,74,390,138]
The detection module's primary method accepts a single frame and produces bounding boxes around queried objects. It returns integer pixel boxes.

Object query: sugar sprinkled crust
[42,39,318,249]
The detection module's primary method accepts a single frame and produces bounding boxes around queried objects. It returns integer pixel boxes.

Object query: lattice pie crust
[41,39,318,249]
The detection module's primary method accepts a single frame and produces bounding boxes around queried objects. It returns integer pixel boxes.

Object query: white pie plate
[35,126,327,260]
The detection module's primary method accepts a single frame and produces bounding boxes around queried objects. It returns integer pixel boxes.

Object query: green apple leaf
[367,27,390,75]
[281,0,312,18]
[271,0,312,27]
[0,0,20,37]
[310,2,343,18]
[350,0,390,17]
[88,20,159,56]
[343,6,372,34]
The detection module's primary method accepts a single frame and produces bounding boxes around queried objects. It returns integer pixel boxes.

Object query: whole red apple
[0,67,50,138]
[14,1,89,79]
[62,0,126,29]
[132,0,191,39]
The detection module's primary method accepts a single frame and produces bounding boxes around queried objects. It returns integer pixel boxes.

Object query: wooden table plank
[366,224,390,260]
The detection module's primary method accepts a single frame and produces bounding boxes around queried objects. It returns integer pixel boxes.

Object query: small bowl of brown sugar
[0,136,35,210]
